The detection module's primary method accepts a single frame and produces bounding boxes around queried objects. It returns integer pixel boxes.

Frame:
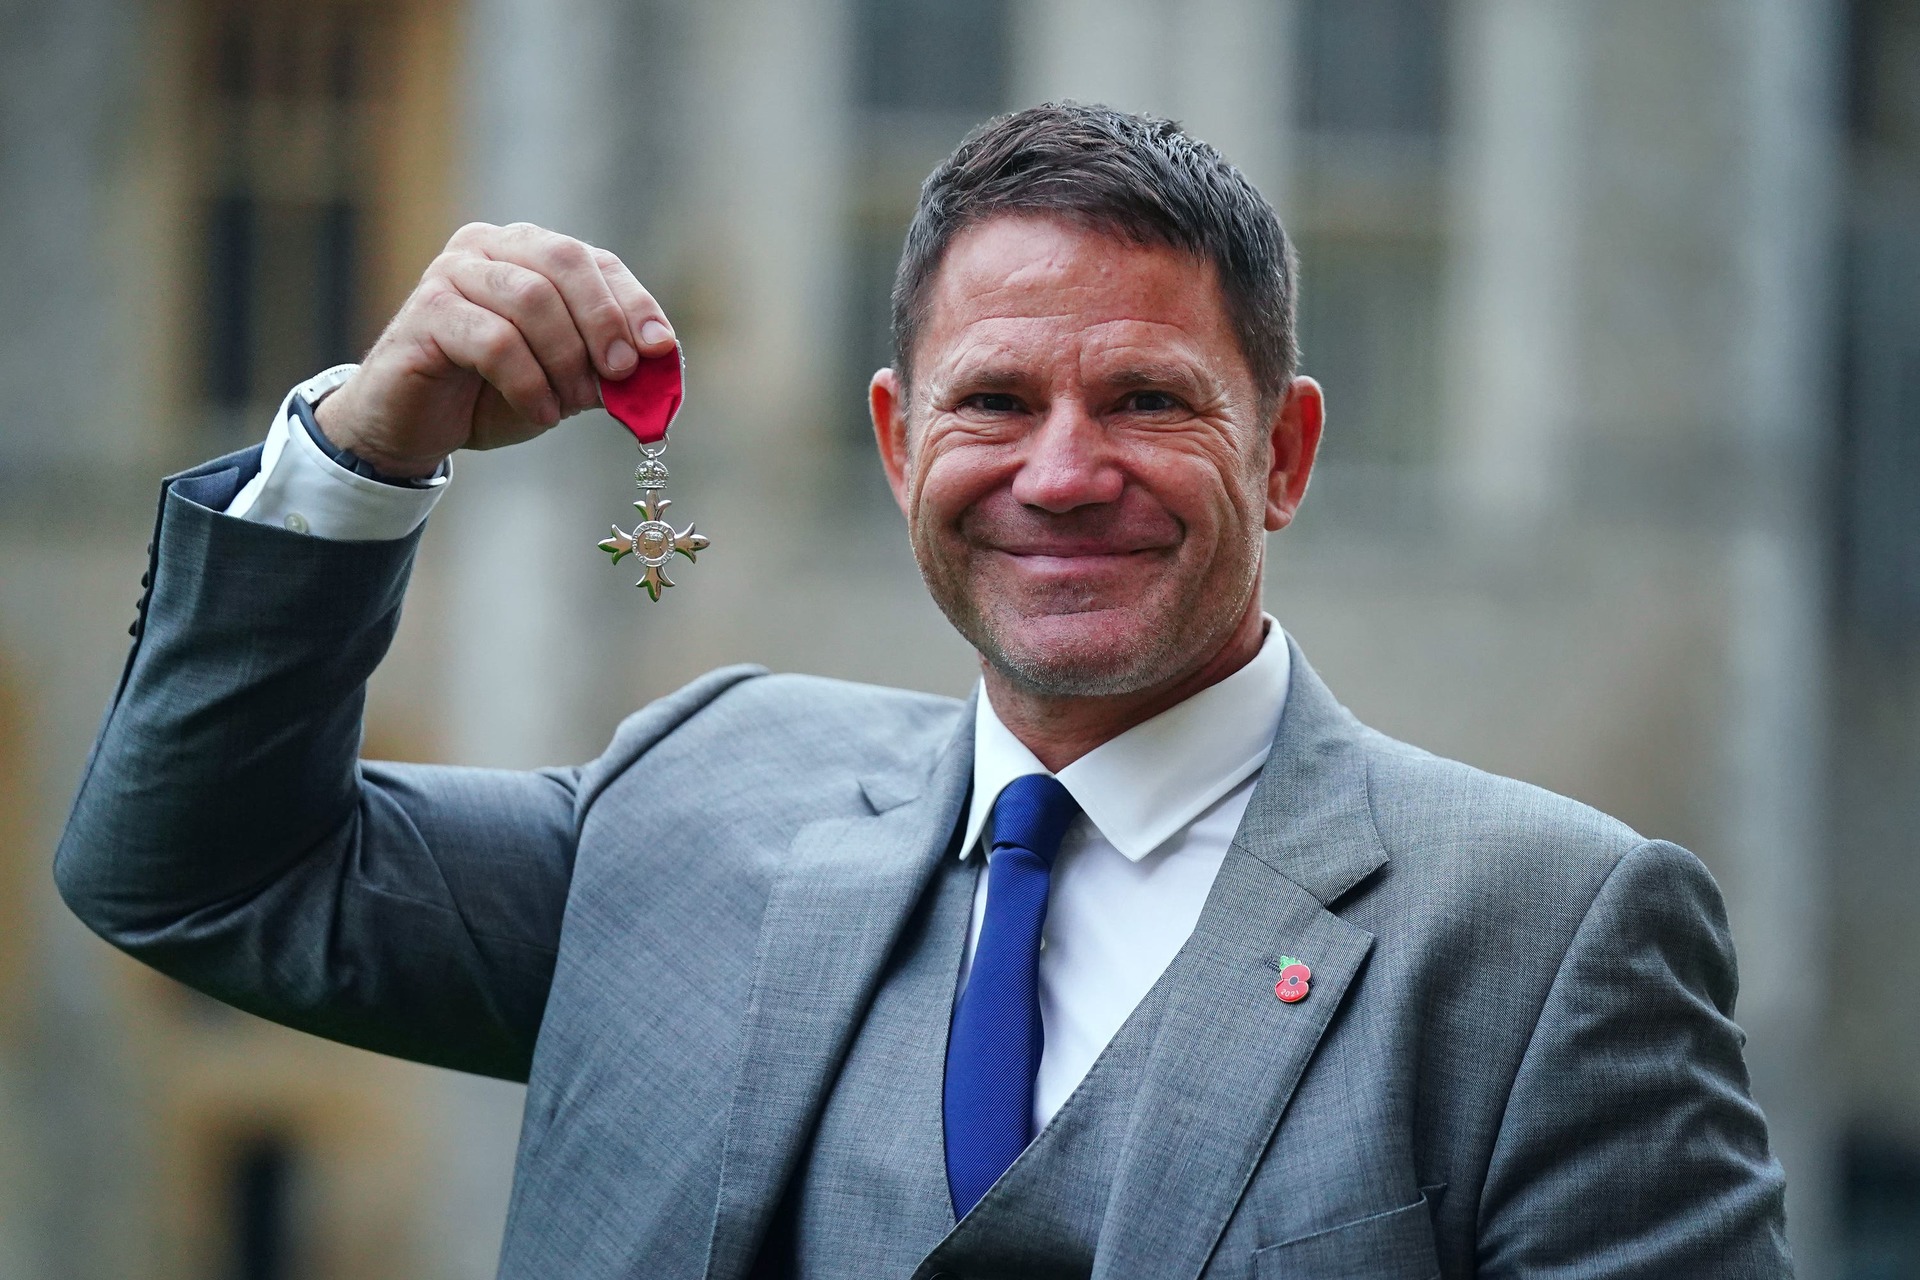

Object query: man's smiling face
[872,214,1319,699]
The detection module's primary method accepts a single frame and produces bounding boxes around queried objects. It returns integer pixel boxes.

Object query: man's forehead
[926,215,1219,307]
[915,214,1235,366]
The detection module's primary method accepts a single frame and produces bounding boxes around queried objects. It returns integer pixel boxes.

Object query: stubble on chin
[979,612,1194,698]
[913,534,1255,700]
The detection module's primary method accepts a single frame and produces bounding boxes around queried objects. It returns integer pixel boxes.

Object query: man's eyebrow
[932,363,1032,393]
[1102,363,1216,394]
[929,360,1222,397]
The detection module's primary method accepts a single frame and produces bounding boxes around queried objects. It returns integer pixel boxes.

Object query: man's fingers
[425,290,560,426]
[591,247,676,355]
[443,256,599,414]
[484,223,647,380]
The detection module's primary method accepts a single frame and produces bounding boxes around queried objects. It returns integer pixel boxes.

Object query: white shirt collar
[961,616,1292,862]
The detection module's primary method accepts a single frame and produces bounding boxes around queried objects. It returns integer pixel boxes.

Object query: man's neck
[982,601,1269,773]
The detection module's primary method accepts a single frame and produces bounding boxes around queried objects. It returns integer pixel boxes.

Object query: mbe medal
[597,348,711,600]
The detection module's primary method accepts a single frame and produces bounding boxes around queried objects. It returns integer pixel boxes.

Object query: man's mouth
[984,544,1173,585]
[987,536,1174,559]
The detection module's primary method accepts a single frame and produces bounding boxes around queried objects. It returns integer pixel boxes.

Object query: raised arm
[57,461,582,1077]
[56,223,682,1080]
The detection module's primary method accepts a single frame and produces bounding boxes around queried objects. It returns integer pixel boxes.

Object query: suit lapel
[1094,644,1390,1280]
[703,707,974,1280]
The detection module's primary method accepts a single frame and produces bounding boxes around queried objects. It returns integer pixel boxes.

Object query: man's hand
[314,222,676,479]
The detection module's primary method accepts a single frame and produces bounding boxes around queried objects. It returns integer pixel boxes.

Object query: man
[57,104,1791,1277]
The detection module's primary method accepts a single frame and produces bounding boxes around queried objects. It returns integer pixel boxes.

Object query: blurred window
[226,1134,300,1280]
[1289,0,1451,516]
[193,1,385,439]
[1841,1128,1920,1280]
[1300,0,1448,137]
[1840,226,1920,638]
[1838,0,1920,642]
[855,0,1010,115]
[841,0,1012,504]
[1294,234,1443,472]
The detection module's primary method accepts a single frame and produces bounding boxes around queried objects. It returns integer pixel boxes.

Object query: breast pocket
[1250,1198,1440,1280]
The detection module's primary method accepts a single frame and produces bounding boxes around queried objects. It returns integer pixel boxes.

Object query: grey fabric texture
[768,846,978,1275]
[56,455,1793,1279]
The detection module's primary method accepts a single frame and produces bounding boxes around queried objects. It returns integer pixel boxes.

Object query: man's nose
[1008,399,1124,513]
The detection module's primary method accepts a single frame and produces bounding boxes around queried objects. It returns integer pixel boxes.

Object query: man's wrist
[221,366,448,540]
[293,393,441,488]
[312,390,449,481]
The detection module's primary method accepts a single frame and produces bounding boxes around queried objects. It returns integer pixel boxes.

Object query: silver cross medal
[596,349,711,601]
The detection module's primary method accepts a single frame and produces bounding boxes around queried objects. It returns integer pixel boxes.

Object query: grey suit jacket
[57,450,1792,1278]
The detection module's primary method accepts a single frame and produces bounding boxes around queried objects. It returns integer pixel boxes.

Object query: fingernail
[607,338,637,371]
[639,319,673,347]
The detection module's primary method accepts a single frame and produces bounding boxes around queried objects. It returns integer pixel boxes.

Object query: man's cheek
[910,455,974,527]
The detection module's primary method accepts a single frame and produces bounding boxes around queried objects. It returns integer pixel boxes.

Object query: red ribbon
[600,347,683,446]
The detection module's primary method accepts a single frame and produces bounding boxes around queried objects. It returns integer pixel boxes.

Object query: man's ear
[870,366,914,519]
[1266,375,1324,532]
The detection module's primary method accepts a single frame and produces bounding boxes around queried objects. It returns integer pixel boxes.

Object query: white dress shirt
[960,622,1291,1128]
[225,364,447,538]
[234,372,1294,1134]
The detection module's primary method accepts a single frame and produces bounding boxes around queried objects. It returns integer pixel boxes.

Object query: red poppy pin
[1274,956,1312,1004]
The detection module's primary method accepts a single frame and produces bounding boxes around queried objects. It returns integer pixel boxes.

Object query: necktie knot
[988,773,1080,865]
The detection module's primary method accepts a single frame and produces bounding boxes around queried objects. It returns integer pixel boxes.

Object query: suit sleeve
[1475,839,1794,1277]
[60,454,583,1079]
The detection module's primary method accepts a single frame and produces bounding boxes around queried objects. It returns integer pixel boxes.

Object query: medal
[596,348,711,600]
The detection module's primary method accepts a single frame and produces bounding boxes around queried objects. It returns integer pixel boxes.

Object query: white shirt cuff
[224,364,449,540]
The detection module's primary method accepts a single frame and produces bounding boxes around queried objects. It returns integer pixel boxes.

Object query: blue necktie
[944,773,1081,1218]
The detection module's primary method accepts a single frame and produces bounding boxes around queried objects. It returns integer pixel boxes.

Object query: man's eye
[1124,391,1182,413]
[965,393,1022,413]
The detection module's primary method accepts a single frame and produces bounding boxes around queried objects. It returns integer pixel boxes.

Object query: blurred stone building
[1,0,1916,1276]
